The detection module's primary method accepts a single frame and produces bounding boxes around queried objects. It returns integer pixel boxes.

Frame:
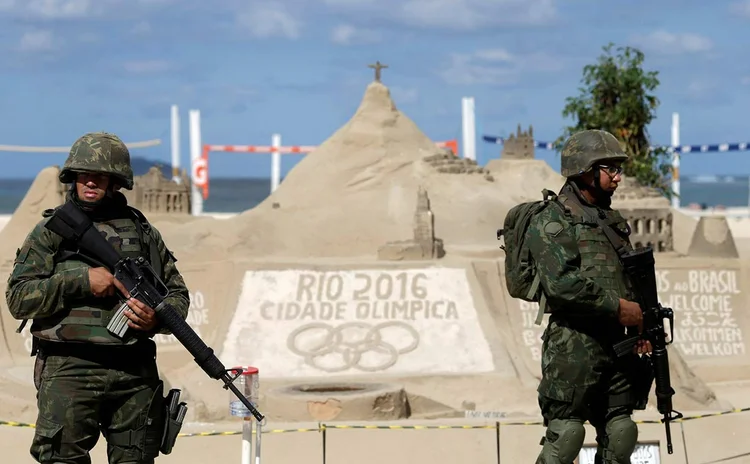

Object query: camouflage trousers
[536,319,652,462]
[30,339,165,464]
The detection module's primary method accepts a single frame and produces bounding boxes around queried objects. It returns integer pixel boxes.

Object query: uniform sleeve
[149,226,190,335]
[527,207,620,316]
[5,220,92,320]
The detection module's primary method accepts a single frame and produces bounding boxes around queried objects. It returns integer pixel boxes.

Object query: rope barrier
[1,406,748,437]
[482,135,750,154]
[0,139,162,153]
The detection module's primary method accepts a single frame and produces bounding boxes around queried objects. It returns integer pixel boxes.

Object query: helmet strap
[573,167,612,208]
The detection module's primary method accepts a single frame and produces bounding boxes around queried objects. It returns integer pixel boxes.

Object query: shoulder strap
[591,211,630,260]
[532,189,562,325]
[128,207,163,278]
[562,190,631,260]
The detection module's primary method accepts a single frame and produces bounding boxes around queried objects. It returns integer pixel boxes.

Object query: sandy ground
[1,82,749,463]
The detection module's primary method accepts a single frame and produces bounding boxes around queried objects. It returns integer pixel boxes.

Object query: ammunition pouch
[160,388,187,455]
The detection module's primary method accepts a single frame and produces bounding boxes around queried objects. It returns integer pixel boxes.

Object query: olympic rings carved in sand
[287,321,420,372]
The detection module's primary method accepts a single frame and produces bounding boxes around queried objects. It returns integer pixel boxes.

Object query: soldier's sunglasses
[597,164,623,177]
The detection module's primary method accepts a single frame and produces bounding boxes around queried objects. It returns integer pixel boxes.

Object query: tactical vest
[19,206,163,347]
[556,186,636,313]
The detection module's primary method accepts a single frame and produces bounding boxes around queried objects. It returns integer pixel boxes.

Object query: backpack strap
[532,189,561,325]
[529,274,547,325]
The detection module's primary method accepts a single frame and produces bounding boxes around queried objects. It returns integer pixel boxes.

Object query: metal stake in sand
[229,366,262,464]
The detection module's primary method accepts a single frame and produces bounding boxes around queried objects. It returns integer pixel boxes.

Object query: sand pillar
[686,215,738,258]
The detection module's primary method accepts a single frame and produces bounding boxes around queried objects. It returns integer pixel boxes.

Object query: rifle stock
[44,201,265,422]
[620,246,683,454]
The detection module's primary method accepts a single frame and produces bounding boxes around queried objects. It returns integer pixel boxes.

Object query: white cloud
[440,48,563,85]
[27,0,93,19]
[236,2,301,39]
[0,0,184,20]
[324,0,557,30]
[130,20,152,36]
[390,86,418,104]
[473,49,514,62]
[123,60,173,74]
[678,79,730,106]
[630,30,713,55]
[18,29,56,52]
[330,24,380,45]
[730,0,750,18]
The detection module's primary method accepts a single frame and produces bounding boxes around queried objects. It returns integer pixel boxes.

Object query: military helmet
[59,132,134,189]
[560,129,629,177]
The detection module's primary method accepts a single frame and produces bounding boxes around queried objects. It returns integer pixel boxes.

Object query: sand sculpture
[0,77,748,462]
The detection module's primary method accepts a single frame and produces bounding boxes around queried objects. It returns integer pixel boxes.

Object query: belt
[35,338,156,361]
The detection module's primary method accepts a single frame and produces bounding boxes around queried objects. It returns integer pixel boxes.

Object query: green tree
[558,43,673,198]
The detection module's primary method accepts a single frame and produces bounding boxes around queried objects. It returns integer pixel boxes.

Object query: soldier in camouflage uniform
[5,132,190,463]
[528,130,653,463]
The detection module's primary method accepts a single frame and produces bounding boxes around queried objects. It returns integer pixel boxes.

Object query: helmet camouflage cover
[59,132,134,189]
[560,129,629,178]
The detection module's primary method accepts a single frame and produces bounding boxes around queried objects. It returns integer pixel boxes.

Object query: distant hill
[131,156,174,178]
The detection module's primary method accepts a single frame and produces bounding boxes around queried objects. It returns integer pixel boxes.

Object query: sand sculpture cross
[368,61,388,82]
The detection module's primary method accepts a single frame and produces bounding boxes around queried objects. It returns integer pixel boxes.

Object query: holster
[161,388,188,455]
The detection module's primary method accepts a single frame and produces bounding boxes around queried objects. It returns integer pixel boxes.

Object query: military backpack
[497,189,562,326]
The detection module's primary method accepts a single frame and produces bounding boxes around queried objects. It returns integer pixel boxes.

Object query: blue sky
[0,0,749,179]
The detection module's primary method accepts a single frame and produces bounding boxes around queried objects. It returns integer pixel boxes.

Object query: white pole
[461,98,468,160]
[468,97,476,161]
[671,112,680,209]
[241,418,253,464]
[189,109,203,216]
[271,133,281,193]
[170,104,181,183]
[254,419,262,464]
[461,97,476,161]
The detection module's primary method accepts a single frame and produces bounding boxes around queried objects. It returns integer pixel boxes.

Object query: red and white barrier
[187,109,458,215]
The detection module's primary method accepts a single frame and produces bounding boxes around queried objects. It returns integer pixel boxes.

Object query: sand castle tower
[377,185,445,260]
[483,124,566,199]
[611,175,674,252]
[500,124,535,160]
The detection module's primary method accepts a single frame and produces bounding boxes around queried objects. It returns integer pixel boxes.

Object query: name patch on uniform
[543,221,564,237]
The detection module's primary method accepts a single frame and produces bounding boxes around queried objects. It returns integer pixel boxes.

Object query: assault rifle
[613,246,683,454]
[44,201,265,422]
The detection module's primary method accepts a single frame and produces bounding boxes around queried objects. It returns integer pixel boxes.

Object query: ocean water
[0,176,747,215]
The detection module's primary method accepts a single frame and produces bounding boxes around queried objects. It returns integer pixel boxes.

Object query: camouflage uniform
[529,130,647,463]
[5,133,190,464]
